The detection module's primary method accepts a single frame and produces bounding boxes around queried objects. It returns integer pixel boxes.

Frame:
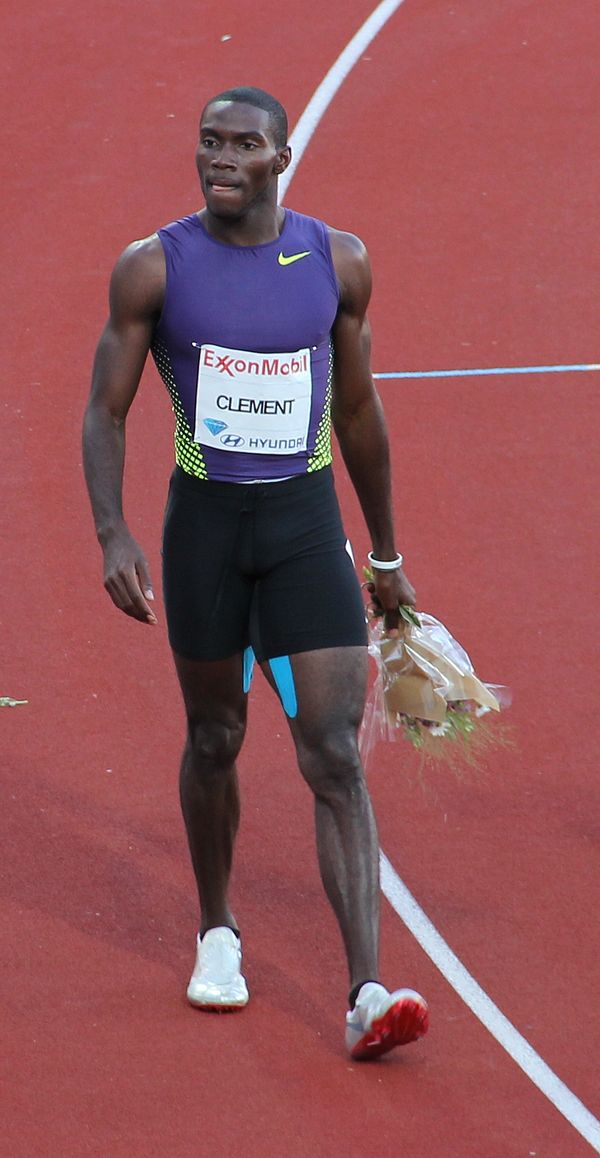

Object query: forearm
[334,393,399,558]
[82,402,128,543]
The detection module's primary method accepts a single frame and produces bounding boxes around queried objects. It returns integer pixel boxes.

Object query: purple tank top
[151,209,340,482]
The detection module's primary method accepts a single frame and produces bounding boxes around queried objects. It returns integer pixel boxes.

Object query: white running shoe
[186,927,249,1011]
[345,981,429,1060]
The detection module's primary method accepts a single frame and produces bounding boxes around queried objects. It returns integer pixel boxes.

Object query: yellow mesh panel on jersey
[151,337,208,480]
[307,339,334,473]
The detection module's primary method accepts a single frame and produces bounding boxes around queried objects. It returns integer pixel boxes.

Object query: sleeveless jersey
[151,209,340,483]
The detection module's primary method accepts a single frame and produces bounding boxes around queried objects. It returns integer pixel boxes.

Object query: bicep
[88,240,163,421]
[89,314,154,421]
[331,304,376,426]
[329,229,378,421]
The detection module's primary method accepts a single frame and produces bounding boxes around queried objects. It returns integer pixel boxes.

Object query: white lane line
[375,362,600,379]
[279,0,408,202]
[380,852,600,1152]
[281,2,600,1146]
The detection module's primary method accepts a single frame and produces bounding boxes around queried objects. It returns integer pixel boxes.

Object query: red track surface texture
[3,2,599,1155]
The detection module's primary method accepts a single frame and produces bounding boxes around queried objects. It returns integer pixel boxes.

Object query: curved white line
[380,854,600,1152]
[280,0,408,202]
[283,6,600,1149]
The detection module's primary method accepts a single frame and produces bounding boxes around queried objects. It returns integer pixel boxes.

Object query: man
[83,86,429,1060]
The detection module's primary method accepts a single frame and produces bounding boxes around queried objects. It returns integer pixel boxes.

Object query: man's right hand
[101,526,157,624]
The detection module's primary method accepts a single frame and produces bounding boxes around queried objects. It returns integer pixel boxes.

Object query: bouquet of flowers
[359,584,511,777]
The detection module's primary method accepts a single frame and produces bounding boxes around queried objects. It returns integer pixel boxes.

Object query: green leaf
[398,605,421,627]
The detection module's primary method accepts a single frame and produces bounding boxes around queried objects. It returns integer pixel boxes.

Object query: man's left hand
[367,568,416,637]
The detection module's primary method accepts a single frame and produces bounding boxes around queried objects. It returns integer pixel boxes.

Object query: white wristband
[367,551,404,571]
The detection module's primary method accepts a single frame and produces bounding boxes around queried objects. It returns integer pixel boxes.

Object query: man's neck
[198,203,285,248]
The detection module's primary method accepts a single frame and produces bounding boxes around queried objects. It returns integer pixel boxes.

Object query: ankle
[200,923,241,940]
[348,978,380,1010]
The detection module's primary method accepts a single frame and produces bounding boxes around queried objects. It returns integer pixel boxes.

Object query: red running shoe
[346,982,429,1060]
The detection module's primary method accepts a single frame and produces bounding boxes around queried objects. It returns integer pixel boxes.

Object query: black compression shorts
[162,465,368,663]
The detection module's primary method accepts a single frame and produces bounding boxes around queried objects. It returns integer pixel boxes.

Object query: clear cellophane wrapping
[359,614,511,773]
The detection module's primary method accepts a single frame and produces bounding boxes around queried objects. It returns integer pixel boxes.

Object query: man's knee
[296,730,364,798]
[185,714,246,771]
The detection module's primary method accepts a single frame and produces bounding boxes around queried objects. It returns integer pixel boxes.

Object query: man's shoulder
[110,233,166,316]
[116,212,199,272]
[325,227,371,305]
[285,209,366,256]
[284,209,369,283]
[115,232,164,277]
[326,226,368,263]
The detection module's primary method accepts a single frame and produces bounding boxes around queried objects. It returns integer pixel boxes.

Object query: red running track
[3,1,600,1154]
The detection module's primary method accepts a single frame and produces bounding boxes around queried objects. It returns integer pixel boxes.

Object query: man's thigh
[173,652,248,731]
[261,646,368,747]
[294,645,368,728]
[162,470,254,661]
[250,467,367,662]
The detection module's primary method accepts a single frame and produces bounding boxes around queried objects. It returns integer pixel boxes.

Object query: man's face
[196,101,290,218]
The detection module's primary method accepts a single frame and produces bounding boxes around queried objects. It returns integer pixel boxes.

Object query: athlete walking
[83,86,429,1059]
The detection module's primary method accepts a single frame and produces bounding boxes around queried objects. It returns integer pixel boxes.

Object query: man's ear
[274,146,292,174]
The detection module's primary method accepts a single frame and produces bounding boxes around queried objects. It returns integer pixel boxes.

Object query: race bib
[194,343,313,455]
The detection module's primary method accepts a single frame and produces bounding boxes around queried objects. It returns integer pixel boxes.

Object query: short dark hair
[202,86,288,148]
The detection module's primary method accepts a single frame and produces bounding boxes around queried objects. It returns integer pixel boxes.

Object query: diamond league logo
[203,418,227,436]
